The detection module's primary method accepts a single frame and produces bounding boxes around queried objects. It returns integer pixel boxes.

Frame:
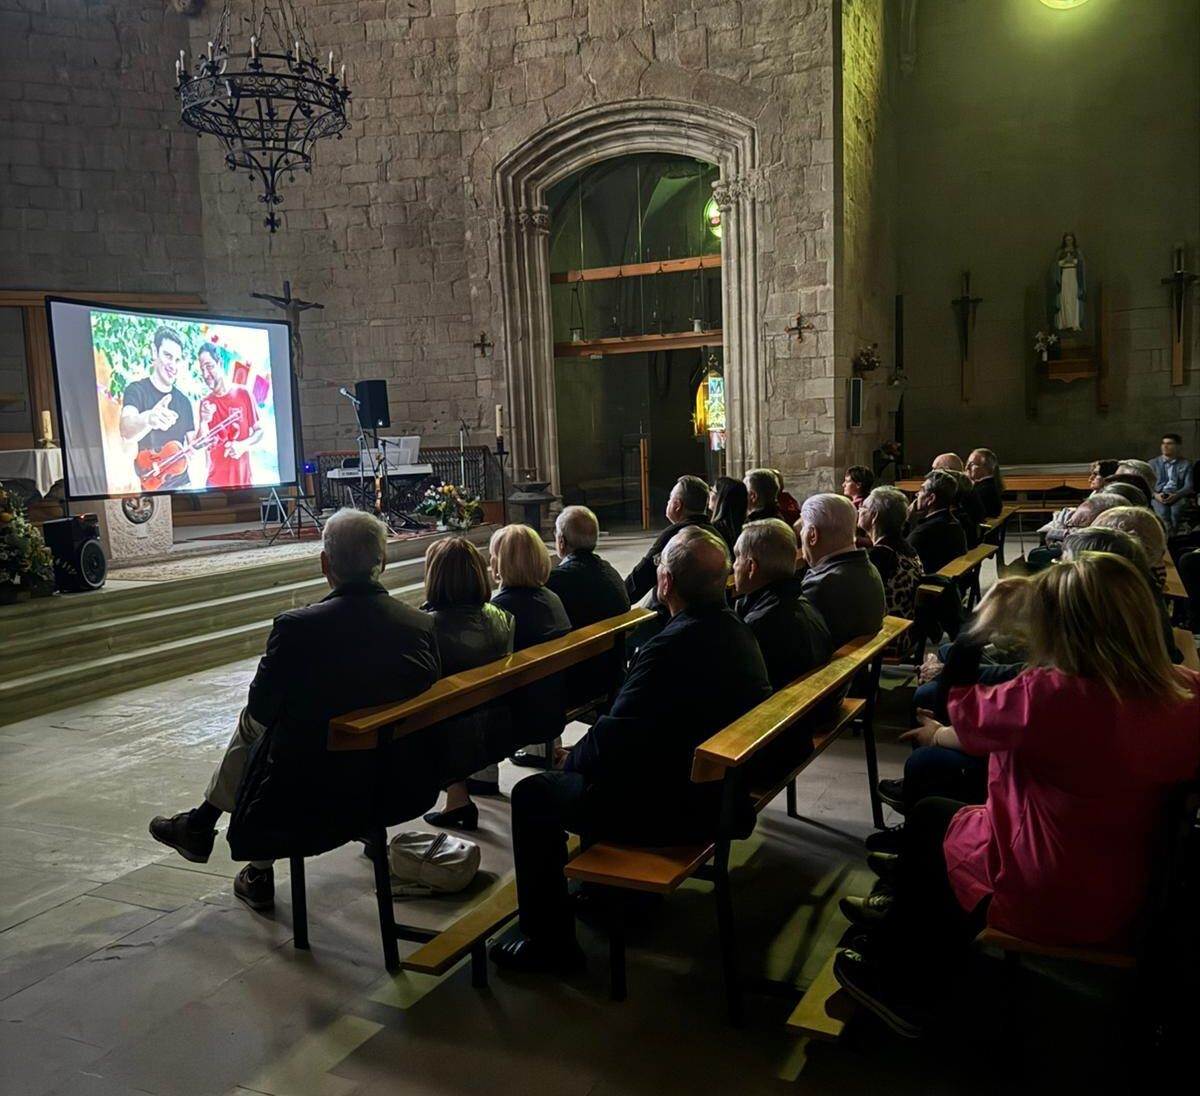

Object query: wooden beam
[554,329,722,359]
[0,290,207,309]
[550,254,721,285]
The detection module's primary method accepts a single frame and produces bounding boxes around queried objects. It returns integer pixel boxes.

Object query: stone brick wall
[835,0,899,472]
[0,1,205,294]
[192,0,839,494]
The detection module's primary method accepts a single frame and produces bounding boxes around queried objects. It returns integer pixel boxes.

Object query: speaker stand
[264,485,323,547]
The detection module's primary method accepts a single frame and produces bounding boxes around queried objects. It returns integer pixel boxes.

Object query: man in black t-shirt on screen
[120,325,197,490]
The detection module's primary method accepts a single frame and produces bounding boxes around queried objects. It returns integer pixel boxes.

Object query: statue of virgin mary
[1050,231,1086,332]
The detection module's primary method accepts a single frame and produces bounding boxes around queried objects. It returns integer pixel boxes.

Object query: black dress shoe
[465,778,501,796]
[423,802,479,831]
[866,851,900,885]
[833,949,924,1039]
[234,864,275,911]
[877,779,905,812]
[149,811,215,864]
[509,750,550,770]
[489,936,585,975]
[865,826,904,854]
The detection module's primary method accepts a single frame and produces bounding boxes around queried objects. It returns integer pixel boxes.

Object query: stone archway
[495,99,766,494]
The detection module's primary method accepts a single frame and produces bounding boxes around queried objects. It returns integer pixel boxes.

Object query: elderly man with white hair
[492,525,770,975]
[546,505,630,629]
[149,508,440,911]
[733,518,832,691]
[797,493,886,648]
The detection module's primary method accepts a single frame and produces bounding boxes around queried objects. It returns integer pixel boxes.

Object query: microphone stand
[495,434,508,525]
[458,418,470,487]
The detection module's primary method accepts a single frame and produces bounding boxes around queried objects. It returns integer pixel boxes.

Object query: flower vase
[0,582,30,605]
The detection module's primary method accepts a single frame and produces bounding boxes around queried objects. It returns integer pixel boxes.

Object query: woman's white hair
[322,508,387,584]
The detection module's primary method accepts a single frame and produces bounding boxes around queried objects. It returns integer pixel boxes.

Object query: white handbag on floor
[388,831,481,897]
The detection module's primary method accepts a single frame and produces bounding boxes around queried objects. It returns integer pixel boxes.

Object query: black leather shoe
[465,778,500,796]
[489,936,585,975]
[866,851,900,885]
[877,778,905,812]
[149,811,215,864]
[865,826,904,854]
[423,802,479,831]
[833,949,924,1039]
[509,750,550,770]
[234,865,274,911]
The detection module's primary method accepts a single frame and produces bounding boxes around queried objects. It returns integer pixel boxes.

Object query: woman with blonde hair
[836,552,1200,1037]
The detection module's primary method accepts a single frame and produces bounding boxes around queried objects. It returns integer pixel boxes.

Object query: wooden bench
[285,606,654,974]
[561,615,913,1021]
[912,543,998,662]
[976,926,1136,971]
[980,504,1017,565]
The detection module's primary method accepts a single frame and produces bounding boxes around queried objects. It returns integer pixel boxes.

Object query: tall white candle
[328,50,334,75]
[495,404,502,437]
[40,409,52,443]
[250,34,257,60]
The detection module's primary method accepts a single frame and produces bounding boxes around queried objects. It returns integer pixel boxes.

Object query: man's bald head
[931,453,964,472]
[796,493,858,566]
[657,525,730,613]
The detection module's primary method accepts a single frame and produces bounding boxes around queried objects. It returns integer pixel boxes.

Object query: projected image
[88,312,280,495]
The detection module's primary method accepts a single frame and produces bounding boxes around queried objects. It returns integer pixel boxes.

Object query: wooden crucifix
[951,271,983,402]
[1161,244,1197,386]
[785,313,817,343]
[251,280,324,380]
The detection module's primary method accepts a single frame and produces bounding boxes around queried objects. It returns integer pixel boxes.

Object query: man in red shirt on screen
[197,344,263,489]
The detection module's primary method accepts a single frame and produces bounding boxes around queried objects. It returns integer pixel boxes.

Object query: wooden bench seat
[288,606,653,973]
[784,949,855,1041]
[976,926,1137,971]
[980,505,1017,565]
[563,616,913,1020]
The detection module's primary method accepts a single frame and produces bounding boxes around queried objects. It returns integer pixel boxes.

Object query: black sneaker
[877,779,905,812]
[489,936,585,975]
[838,893,895,925]
[866,851,900,885]
[833,949,924,1038]
[509,750,550,770]
[234,864,275,911]
[149,811,215,864]
[865,826,904,854]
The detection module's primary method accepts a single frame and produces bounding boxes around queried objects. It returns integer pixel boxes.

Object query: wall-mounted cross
[1162,244,1197,386]
[250,279,323,380]
[785,313,816,342]
[473,331,493,357]
[950,271,983,402]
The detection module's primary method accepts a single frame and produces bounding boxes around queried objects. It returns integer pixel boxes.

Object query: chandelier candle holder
[175,1,351,232]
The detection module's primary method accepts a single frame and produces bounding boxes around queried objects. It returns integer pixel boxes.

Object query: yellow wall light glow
[1039,0,1091,9]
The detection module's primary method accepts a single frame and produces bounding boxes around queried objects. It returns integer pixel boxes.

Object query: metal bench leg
[290,854,310,951]
[368,825,400,972]
[608,890,627,1002]
[861,655,885,829]
[471,939,488,989]
[786,778,799,820]
[713,862,743,1025]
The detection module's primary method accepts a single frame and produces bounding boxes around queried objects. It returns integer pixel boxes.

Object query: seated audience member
[837,552,1200,1037]
[492,526,772,973]
[149,510,441,909]
[1180,548,1200,634]
[842,465,875,510]
[1093,505,1168,576]
[1117,458,1157,501]
[965,447,1004,517]
[1149,432,1195,532]
[946,470,983,547]
[546,506,629,627]
[744,467,783,522]
[625,475,713,602]
[930,452,964,472]
[1101,472,1152,507]
[798,493,887,648]
[489,524,572,773]
[546,505,632,710]
[421,538,515,830]
[1087,459,1120,490]
[774,470,803,527]
[1027,491,1126,569]
[733,518,832,691]
[906,470,967,573]
[872,440,902,484]
[859,486,924,621]
[707,476,749,552]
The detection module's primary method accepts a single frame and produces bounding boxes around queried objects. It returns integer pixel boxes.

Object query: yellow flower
[0,512,13,524]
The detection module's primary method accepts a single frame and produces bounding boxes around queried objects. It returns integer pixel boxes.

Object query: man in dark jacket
[149,509,440,910]
[799,493,887,648]
[624,474,714,602]
[733,518,832,690]
[744,467,783,522]
[493,526,771,974]
[906,470,968,573]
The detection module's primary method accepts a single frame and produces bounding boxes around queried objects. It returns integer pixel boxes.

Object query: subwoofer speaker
[42,515,107,592]
[354,379,390,429]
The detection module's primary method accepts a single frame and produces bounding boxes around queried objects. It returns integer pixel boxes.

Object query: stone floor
[0,537,1134,1095]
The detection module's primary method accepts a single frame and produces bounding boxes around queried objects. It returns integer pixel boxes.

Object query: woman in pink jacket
[835,551,1200,1038]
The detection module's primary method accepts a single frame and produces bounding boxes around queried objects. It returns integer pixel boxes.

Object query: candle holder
[494,435,509,525]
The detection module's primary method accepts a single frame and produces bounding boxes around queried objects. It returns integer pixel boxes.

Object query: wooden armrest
[690,616,911,782]
[938,544,997,579]
[976,926,1136,970]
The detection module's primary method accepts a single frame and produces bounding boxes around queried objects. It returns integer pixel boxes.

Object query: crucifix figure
[951,271,983,402]
[251,280,324,380]
[473,331,493,357]
[1161,244,1197,386]
[785,313,816,343]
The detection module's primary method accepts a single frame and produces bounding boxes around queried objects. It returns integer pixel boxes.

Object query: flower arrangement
[0,482,55,593]
[1033,331,1059,360]
[415,481,481,530]
[852,343,881,373]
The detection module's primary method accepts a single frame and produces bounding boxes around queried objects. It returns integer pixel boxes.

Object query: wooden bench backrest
[938,542,997,579]
[327,606,653,750]
[1163,558,1186,602]
[690,615,912,783]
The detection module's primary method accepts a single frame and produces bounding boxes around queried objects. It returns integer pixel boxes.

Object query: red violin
[135,409,242,490]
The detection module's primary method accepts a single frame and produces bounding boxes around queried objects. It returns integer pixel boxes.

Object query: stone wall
[192,0,839,494]
[834,0,898,471]
[0,1,205,294]
[898,0,1200,467]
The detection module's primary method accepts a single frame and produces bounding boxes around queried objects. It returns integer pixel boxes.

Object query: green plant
[415,482,481,529]
[0,482,55,587]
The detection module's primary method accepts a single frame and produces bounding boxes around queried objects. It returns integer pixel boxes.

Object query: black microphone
[338,386,361,405]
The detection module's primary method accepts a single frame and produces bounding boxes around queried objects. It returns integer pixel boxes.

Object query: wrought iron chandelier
[174,1,351,232]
